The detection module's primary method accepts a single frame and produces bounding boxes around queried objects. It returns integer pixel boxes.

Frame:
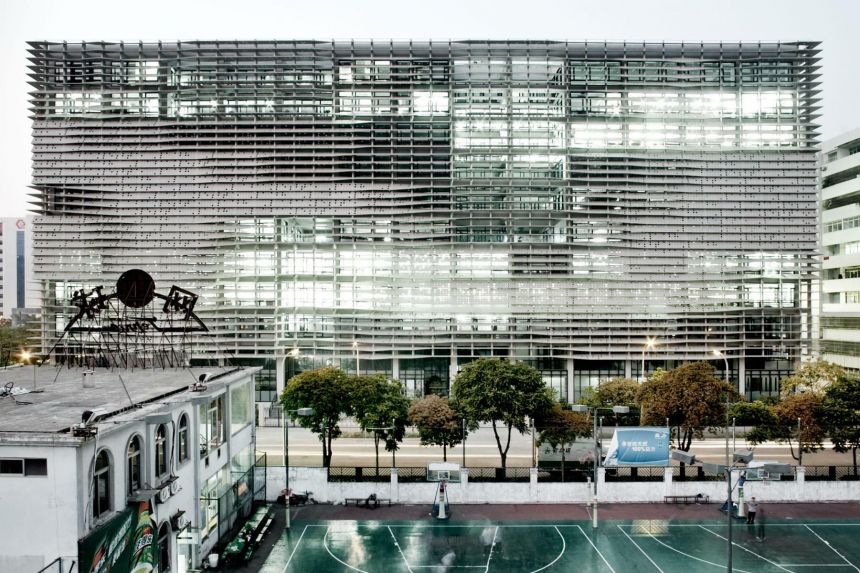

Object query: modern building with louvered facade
[27,40,820,403]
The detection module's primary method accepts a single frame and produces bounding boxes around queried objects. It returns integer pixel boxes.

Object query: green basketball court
[259,519,860,572]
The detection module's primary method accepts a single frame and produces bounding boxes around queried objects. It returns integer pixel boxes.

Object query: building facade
[0,216,39,323]
[0,366,259,573]
[27,40,820,402]
[820,128,860,370]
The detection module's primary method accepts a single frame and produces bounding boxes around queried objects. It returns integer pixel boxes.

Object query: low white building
[0,365,262,573]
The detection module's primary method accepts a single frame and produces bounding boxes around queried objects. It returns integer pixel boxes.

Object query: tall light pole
[283,406,313,529]
[352,340,360,375]
[712,348,733,572]
[641,337,656,381]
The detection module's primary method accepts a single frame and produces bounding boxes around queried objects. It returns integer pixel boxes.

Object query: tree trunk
[854,447,857,477]
[443,443,447,462]
[561,449,566,483]
[491,421,509,469]
[374,433,380,477]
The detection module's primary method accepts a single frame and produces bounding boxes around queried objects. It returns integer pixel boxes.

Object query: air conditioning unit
[157,485,171,504]
[172,512,189,530]
[169,480,181,495]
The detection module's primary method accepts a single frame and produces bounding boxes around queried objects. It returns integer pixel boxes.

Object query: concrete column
[663,465,673,497]
[460,468,469,504]
[530,467,539,502]
[737,356,746,398]
[392,356,400,381]
[796,465,805,501]
[597,467,606,492]
[624,360,632,379]
[566,358,575,403]
[275,354,286,396]
[449,350,459,394]
[390,467,399,503]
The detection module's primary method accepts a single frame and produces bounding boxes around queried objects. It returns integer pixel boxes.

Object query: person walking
[746,497,759,524]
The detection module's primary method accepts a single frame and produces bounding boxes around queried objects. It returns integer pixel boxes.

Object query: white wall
[0,444,79,573]
[267,466,860,505]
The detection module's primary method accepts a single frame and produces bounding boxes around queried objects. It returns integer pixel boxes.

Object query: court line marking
[804,525,860,572]
[388,525,415,573]
[323,526,371,573]
[526,526,566,573]
[617,524,665,573]
[640,527,756,573]
[484,526,499,572]
[576,525,617,573]
[698,525,796,573]
[281,525,309,573]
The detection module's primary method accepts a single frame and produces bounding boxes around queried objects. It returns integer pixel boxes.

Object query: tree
[821,374,860,475]
[350,373,410,475]
[636,361,736,451]
[745,393,824,462]
[536,405,591,479]
[781,359,844,397]
[408,395,463,462]
[280,366,351,467]
[450,358,554,469]
[578,377,639,408]
[0,318,31,368]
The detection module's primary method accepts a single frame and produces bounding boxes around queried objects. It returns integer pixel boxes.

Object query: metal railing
[467,467,531,482]
[604,466,665,482]
[328,466,392,482]
[804,465,860,481]
[672,465,727,482]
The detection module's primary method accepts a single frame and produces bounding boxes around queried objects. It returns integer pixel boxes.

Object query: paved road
[256,424,855,467]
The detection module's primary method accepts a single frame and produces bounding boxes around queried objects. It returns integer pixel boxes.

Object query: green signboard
[79,501,158,573]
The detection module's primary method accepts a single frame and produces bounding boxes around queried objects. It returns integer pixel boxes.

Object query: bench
[664,494,709,505]
[344,496,392,509]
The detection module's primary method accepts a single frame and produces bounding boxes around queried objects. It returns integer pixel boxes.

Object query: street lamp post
[641,337,656,381]
[283,406,313,529]
[571,403,629,529]
[352,341,360,375]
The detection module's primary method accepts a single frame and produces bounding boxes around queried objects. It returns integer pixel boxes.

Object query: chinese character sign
[603,427,670,466]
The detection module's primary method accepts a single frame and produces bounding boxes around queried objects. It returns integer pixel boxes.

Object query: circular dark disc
[116,269,156,308]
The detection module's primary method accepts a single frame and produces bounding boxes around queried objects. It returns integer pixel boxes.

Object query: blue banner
[603,427,670,467]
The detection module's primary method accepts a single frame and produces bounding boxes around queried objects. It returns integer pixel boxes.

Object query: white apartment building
[820,128,860,370]
[0,366,261,573]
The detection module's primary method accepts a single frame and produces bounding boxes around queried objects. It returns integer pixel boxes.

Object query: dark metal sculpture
[48,270,208,368]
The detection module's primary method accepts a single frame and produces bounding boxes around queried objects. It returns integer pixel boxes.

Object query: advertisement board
[78,501,158,573]
[603,427,670,467]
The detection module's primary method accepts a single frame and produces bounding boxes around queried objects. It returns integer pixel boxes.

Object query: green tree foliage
[745,393,824,462]
[636,361,736,451]
[781,359,844,397]
[536,405,592,475]
[728,400,777,427]
[350,373,410,473]
[821,374,860,474]
[0,318,31,367]
[408,395,463,462]
[451,358,554,468]
[280,366,351,467]
[578,377,639,408]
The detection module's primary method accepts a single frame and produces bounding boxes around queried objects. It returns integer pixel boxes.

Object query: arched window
[155,424,168,478]
[93,449,111,518]
[158,522,171,572]
[127,436,142,494]
[177,414,189,463]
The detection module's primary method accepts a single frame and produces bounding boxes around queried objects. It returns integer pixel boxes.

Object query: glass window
[177,414,189,463]
[127,436,142,494]
[155,425,168,477]
[93,450,111,519]
[200,396,225,456]
[158,522,171,572]
[230,381,253,435]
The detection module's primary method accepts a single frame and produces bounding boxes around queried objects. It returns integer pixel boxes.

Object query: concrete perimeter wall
[265,466,859,504]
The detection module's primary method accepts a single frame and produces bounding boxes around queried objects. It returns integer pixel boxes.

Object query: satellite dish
[116,269,155,308]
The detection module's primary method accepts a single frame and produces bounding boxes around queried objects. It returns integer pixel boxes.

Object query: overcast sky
[0,0,857,217]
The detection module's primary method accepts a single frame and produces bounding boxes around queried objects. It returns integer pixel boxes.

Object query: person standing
[746,497,759,524]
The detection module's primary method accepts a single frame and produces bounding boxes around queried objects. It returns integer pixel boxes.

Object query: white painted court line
[638,526,757,573]
[323,526,371,573]
[526,526,566,573]
[698,525,796,573]
[616,525,665,573]
[484,526,499,572]
[576,526,617,573]
[388,525,415,573]
[281,525,309,573]
[804,525,860,573]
